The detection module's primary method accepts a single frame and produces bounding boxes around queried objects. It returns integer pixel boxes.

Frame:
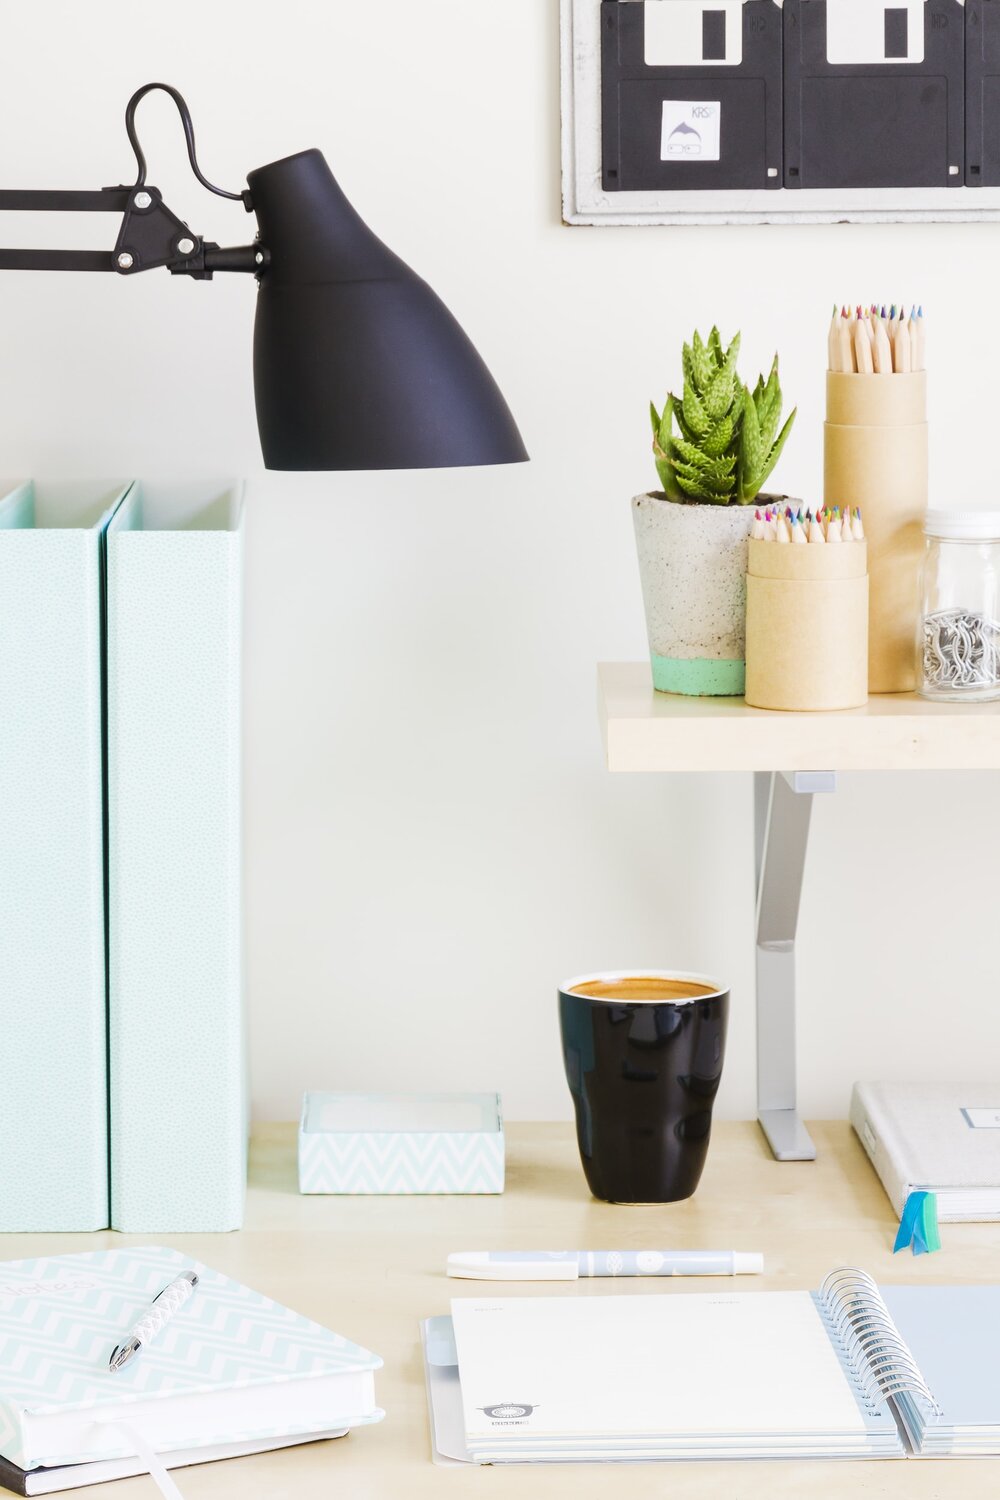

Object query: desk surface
[5,1121,1000,1498]
[599,661,1000,772]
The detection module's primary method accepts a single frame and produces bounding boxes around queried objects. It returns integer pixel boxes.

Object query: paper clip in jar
[918,509,1000,703]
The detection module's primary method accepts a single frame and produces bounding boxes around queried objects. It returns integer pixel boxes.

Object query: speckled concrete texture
[633,495,759,693]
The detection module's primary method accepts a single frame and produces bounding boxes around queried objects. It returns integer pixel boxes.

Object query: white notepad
[456,1293,869,1446]
[423,1270,1000,1466]
[425,1275,904,1465]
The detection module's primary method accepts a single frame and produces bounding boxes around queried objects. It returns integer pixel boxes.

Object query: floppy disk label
[644,1,745,67]
[825,0,926,65]
[661,100,722,161]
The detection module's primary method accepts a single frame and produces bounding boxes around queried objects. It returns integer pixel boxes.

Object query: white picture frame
[561,0,1000,226]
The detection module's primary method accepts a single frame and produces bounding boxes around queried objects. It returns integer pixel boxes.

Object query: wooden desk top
[5,1121,1000,1497]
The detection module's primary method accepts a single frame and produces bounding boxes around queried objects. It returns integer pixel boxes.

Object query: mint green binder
[0,480,131,1231]
[107,482,246,1231]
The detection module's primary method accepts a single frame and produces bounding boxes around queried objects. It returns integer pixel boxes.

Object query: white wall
[3,0,1000,1125]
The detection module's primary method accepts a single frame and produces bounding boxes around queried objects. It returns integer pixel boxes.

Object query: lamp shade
[246,150,528,472]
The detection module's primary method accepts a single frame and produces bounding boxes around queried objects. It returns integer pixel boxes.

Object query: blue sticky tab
[895,1191,941,1256]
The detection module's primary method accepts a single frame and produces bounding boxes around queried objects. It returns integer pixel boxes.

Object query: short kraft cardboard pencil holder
[745,539,868,712]
[824,372,927,694]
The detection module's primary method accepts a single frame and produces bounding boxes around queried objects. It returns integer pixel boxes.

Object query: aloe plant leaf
[682,381,712,438]
[759,391,780,450]
[741,384,762,467]
[690,330,714,391]
[751,374,766,418]
[676,470,729,501]
[655,455,684,501]
[702,415,734,458]
[650,400,662,438]
[703,361,737,422]
[755,360,781,447]
[754,408,797,494]
[672,404,698,444]
[673,462,735,497]
[738,386,763,501]
[657,393,678,452]
[673,437,735,477]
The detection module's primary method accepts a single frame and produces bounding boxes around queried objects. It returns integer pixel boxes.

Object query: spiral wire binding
[819,1269,942,1418]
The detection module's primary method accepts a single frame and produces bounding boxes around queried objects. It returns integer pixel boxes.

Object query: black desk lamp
[0,83,528,472]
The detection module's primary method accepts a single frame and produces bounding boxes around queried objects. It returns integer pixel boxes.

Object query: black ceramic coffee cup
[559,971,730,1204]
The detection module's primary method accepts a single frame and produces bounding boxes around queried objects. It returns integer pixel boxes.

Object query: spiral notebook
[423,1271,1000,1464]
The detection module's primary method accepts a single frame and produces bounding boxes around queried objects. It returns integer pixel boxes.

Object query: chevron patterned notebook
[0,1247,383,1478]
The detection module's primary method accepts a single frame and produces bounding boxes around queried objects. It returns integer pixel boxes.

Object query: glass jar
[918,510,1000,701]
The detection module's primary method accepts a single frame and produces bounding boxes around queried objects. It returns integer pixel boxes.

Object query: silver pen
[108,1270,199,1372]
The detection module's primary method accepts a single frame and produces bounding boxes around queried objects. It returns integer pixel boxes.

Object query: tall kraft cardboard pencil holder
[106,481,246,1232]
[824,373,927,693]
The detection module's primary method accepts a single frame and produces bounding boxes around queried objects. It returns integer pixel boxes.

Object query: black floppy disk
[600,1,783,191]
[783,0,965,189]
[967,0,1000,186]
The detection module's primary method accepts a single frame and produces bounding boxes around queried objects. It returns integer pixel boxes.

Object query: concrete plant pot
[632,493,782,697]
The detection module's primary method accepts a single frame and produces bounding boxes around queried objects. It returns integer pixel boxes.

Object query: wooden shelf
[599,663,1000,774]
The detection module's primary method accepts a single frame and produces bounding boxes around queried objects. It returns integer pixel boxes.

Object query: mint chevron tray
[298,1092,504,1196]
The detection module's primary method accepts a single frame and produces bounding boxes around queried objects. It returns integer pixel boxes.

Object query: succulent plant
[651,328,796,505]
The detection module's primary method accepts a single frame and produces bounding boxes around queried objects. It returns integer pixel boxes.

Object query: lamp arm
[0,186,266,279]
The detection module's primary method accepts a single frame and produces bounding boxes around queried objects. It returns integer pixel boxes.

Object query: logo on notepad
[480,1404,537,1424]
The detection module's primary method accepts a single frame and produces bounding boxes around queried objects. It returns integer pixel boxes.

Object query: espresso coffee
[559,970,730,1204]
[569,976,718,1003]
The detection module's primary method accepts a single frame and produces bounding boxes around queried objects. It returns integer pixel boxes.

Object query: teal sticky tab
[919,1191,942,1254]
[895,1191,941,1256]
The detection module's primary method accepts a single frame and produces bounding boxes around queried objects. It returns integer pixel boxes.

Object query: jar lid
[924,508,1000,541]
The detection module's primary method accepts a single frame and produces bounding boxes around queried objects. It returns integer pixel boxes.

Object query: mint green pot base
[650,654,746,697]
[632,496,761,702]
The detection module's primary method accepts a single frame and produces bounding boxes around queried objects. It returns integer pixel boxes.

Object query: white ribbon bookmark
[94,1421,186,1500]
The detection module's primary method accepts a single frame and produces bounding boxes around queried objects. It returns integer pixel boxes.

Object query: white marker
[447,1250,764,1281]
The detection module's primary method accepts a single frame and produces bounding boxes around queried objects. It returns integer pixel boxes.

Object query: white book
[424,1274,1000,1465]
[850,1081,1000,1220]
[0,1246,382,1484]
